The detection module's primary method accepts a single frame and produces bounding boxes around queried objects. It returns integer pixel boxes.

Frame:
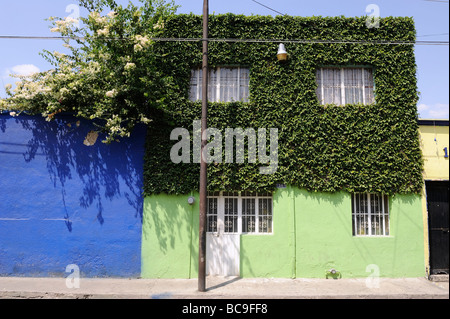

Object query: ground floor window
[352,193,390,236]
[207,191,273,234]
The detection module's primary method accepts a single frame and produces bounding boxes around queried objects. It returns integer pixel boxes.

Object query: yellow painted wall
[419,124,449,180]
[418,122,449,276]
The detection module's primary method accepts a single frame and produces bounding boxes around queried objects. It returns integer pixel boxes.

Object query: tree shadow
[1,113,146,230]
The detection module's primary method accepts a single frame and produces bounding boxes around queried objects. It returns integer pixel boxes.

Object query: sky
[0,0,448,119]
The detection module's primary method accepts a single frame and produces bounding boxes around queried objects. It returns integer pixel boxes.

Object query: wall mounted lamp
[277,43,288,61]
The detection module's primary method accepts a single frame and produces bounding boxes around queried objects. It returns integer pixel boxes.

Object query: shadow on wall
[0,113,146,229]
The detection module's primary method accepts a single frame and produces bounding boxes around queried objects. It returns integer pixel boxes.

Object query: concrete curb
[1,292,449,300]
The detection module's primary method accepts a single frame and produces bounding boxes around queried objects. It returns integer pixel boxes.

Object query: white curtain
[190,67,249,102]
[316,68,342,105]
[317,68,374,105]
[239,68,250,102]
[344,68,364,105]
[364,68,374,104]
[189,69,200,101]
[220,68,238,102]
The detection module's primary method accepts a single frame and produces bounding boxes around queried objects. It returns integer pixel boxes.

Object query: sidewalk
[0,276,448,299]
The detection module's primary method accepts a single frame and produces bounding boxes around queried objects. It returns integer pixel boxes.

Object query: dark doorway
[426,181,449,275]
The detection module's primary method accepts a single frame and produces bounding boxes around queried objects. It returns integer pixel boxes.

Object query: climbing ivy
[143,14,423,196]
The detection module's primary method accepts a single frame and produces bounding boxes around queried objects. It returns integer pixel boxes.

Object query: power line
[0,35,448,45]
[417,33,449,38]
[424,0,449,3]
[250,0,287,16]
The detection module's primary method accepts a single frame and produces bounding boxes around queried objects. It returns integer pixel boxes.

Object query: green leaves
[0,0,178,144]
[143,14,423,197]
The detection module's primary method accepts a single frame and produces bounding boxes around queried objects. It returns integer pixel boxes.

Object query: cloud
[418,103,430,112]
[9,64,40,77]
[1,64,40,98]
[418,103,449,119]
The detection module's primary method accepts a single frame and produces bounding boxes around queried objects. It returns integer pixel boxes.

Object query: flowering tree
[1,0,177,143]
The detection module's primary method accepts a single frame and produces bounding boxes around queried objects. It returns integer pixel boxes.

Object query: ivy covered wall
[143,14,423,196]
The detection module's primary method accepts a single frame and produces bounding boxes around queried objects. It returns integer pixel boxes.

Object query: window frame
[206,191,273,235]
[351,193,390,237]
[316,67,375,106]
[189,66,250,103]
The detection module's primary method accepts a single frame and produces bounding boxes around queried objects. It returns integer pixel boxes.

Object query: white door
[206,196,240,276]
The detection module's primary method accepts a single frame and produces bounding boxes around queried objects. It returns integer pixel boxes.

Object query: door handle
[431,228,449,233]
[215,225,222,237]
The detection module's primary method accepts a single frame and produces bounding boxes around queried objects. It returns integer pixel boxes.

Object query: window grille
[242,198,256,233]
[258,198,273,233]
[316,67,374,106]
[207,197,218,233]
[224,197,238,233]
[206,191,273,234]
[352,193,389,236]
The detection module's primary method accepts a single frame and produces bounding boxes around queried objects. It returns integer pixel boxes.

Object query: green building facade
[141,14,426,279]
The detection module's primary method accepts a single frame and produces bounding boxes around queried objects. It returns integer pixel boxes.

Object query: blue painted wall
[0,114,146,277]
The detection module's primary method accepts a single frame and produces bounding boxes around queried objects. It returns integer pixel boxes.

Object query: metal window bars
[352,193,389,236]
[206,191,273,234]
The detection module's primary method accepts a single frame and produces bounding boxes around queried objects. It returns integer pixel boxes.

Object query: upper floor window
[189,67,250,102]
[316,67,374,106]
[352,193,389,236]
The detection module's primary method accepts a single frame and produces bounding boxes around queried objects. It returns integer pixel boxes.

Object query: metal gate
[426,181,449,275]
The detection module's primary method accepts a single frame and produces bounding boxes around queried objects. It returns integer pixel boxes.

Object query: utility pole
[198,0,209,293]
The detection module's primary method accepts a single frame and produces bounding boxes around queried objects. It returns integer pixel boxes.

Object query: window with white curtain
[316,67,374,106]
[189,67,250,102]
[352,193,389,236]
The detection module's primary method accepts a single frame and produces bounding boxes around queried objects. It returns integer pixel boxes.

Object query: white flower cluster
[89,11,108,25]
[140,115,152,124]
[134,35,151,52]
[50,16,79,34]
[10,79,51,100]
[153,21,165,30]
[124,62,136,71]
[97,26,110,36]
[105,114,131,140]
[106,89,118,98]
[90,11,116,37]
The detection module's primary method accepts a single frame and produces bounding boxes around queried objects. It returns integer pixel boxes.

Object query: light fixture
[188,196,195,205]
[277,43,288,61]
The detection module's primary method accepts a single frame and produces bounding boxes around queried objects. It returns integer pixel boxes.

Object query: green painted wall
[293,189,425,278]
[240,187,296,278]
[141,194,199,278]
[142,188,425,278]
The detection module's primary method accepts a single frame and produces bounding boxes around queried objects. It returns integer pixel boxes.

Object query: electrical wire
[250,0,287,16]
[417,33,449,37]
[0,35,448,45]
